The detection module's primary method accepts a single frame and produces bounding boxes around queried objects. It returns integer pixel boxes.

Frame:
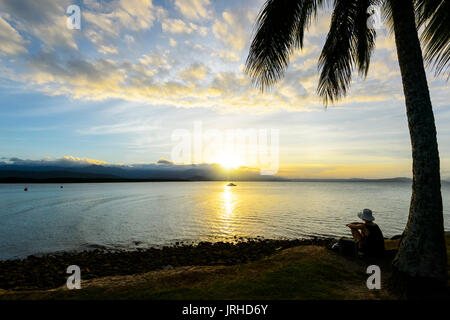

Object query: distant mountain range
[0,158,447,183]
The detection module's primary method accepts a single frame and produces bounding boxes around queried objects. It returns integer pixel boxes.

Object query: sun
[217,155,241,169]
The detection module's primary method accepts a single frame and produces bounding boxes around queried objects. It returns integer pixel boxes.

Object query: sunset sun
[217,155,241,169]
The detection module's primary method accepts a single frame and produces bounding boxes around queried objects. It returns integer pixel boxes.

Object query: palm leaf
[317,0,377,104]
[416,0,450,76]
[245,0,329,90]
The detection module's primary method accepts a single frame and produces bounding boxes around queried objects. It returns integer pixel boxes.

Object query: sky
[0,0,449,179]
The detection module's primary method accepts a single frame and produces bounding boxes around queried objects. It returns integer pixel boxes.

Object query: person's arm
[346,222,364,229]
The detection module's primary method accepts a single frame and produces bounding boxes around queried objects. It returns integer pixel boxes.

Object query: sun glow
[216,155,242,169]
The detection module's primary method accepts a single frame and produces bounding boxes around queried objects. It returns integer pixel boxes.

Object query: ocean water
[0,181,449,260]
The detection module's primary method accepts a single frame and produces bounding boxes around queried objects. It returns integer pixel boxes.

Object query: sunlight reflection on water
[218,186,235,236]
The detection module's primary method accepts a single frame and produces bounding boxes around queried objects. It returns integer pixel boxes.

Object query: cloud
[84,0,164,33]
[161,18,191,34]
[213,50,240,63]
[161,18,206,35]
[98,45,119,55]
[157,158,174,165]
[79,120,159,135]
[188,22,208,36]
[0,0,166,56]
[0,15,27,55]
[84,12,118,36]
[178,63,209,81]
[0,0,410,114]
[81,0,166,55]
[113,0,161,31]
[3,45,397,114]
[124,34,135,43]
[0,0,77,50]
[4,156,108,167]
[174,0,212,21]
[138,51,169,69]
[212,7,255,52]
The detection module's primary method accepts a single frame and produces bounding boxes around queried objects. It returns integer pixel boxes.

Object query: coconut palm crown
[246,0,448,102]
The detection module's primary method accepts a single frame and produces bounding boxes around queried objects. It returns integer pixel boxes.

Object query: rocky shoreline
[0,238,335,290]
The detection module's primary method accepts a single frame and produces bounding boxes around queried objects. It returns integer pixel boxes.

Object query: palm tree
[246,0,449,292]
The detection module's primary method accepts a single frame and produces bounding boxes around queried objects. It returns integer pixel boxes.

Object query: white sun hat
[357,208,375,221]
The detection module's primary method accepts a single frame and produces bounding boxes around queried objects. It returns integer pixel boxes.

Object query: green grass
[139,261,358,300]
[0,246,393,300]
[2,233,448,300]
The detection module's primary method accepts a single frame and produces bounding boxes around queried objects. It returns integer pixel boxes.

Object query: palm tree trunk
[390,0,447,292]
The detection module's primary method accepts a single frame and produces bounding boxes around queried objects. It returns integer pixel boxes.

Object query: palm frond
[355,0,378,77]
[415,0,442,25]
[381,0,395,35]
[245,0,329,91]
[317,0,377,104]
[416,0,450,76]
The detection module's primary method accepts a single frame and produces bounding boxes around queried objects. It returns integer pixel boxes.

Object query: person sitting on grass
[346,209,385,257]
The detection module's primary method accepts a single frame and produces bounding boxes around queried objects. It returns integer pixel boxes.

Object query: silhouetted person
[346,209,385,257]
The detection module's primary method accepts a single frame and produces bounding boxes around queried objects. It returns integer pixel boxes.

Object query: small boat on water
[24,187,28,192]
[227,183,237,187]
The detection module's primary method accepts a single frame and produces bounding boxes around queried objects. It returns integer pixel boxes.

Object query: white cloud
[138,51,169,70]
[84,0,164,33]
[113,0,161,31]
[0,0,409,114]
[212,7,256,52]
[161,18,193,34]
[213,50,240,63]
[98,45,119,55]
[83,0,166,54]
[188,22,208,36]
[178,63,209,81]
[161,18,206,35]
[174,0,212,21]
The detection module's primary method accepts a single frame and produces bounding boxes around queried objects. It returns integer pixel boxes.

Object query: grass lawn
[1,234,448,300]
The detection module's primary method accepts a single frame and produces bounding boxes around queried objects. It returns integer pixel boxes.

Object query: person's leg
[350,229,362,241]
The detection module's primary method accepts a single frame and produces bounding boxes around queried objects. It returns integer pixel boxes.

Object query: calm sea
[0,181,449,260]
